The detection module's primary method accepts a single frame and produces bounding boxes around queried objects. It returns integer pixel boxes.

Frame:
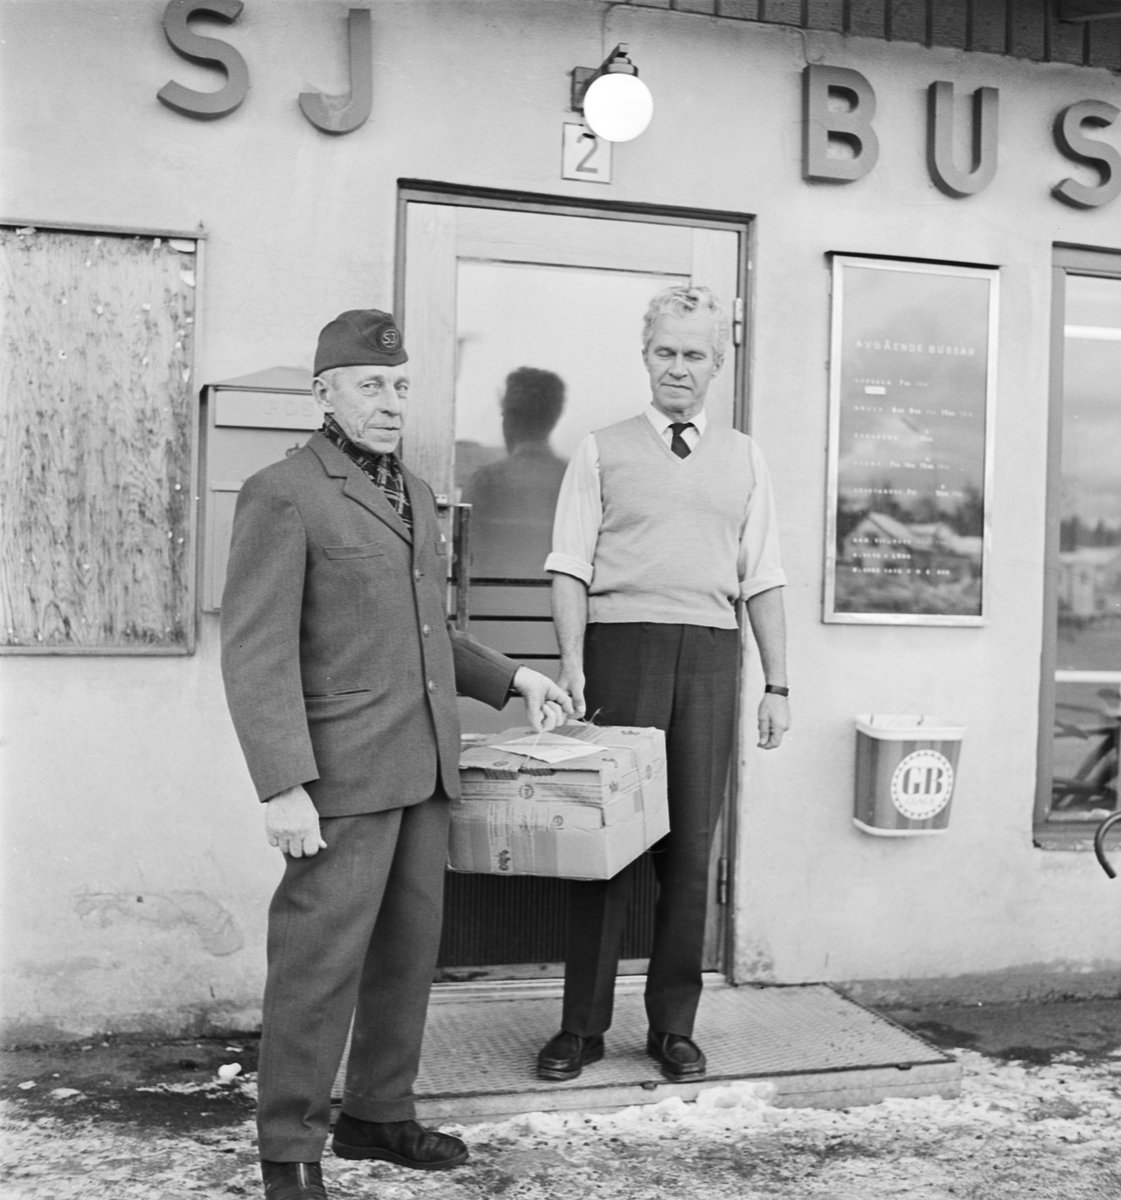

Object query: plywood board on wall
[0,227,198,652]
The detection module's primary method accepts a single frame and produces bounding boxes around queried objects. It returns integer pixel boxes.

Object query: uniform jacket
[220,431,517,817]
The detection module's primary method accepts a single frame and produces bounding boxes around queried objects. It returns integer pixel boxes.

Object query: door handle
[449,502,472,632]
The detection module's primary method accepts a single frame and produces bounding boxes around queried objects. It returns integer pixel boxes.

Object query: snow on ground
[3,1050,1121,1199]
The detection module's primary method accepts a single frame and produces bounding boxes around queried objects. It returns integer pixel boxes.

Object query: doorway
[396,187,749,981]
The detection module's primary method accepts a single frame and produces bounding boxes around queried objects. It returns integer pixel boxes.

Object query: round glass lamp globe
[583,73,653,142]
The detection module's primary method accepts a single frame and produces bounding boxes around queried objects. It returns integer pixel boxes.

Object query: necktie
[669,422,694,459]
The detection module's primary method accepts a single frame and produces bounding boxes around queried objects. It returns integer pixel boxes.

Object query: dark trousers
[256,797,449,1163]
[562,622,739,1039]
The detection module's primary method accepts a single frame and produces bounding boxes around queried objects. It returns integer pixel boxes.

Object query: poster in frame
[824,256,998,626]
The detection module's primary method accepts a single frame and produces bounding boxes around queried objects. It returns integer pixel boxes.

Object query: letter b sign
[803,65,879,182]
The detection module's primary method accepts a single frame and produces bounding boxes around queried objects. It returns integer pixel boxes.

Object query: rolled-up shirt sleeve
[739,439,787,600]
[544,433,601,585]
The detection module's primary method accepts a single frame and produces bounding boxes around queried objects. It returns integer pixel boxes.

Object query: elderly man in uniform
[221,309,571,1200]
[537,285,790,1084]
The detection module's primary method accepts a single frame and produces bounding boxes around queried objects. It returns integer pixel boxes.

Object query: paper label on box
[483,801,573,873]
[491,735,604,764]
[486,805,514,873]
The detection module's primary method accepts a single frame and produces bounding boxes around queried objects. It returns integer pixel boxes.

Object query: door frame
[1035,243,1121,848]
[395,181,756,433]
[395,180,757,980]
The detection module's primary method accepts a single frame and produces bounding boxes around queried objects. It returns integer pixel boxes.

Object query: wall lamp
[571,44,653,143]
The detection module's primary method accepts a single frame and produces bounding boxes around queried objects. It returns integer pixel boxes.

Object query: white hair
[642,286,730,368]
[315,366,346,390]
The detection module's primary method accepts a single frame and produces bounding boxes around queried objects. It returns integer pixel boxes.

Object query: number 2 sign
[562,124,612,184]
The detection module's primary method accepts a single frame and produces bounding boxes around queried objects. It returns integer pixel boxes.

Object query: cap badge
[376,324,402,352]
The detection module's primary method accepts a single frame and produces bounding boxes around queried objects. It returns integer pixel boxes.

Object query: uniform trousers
[562,622,739,1039]
[256,795,450,1163]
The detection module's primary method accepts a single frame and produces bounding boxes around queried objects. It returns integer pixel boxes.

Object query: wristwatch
[764,683,790,697]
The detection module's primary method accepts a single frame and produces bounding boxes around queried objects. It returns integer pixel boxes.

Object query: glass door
[1038,251,1121,840]
[398,195,745,979]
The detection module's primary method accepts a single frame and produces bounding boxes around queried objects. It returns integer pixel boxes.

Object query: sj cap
[314,309,407,375]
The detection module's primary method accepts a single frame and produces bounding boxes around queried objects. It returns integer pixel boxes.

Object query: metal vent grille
[437,853,659,970]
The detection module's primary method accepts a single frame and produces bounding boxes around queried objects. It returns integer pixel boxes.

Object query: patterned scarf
[321,415,413,532]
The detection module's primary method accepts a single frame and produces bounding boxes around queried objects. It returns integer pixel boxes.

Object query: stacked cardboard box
[451,724,669,879]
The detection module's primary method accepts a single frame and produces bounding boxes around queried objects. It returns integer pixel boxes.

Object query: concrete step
[333,981,961,1122]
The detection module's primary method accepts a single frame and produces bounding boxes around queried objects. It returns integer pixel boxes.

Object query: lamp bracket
[570,43,637,113]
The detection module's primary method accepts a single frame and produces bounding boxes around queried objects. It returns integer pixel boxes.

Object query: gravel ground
[3,1036,1121,1199]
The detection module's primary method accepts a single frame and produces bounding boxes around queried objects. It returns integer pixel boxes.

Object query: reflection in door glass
[455,260,681,580]
[1050,274,1121,820]
[462,366,568,580]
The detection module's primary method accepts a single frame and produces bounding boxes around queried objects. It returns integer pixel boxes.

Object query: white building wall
[1,0,1119,1039]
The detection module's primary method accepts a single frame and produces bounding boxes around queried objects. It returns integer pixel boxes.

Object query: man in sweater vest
[538,285,790,1083]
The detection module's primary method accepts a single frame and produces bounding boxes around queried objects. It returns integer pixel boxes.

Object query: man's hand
[264,785,327,857]
[556,662,587,720]
[757,693,790,750]
[512,667,575,732]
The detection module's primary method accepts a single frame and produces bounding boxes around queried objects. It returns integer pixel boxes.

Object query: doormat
[332,982,960,1121]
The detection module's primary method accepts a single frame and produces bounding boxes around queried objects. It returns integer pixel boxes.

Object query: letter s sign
[157,0,249,120]
[1053,100,1121,209]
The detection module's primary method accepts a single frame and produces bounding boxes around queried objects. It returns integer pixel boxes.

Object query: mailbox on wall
[201,366,318,610]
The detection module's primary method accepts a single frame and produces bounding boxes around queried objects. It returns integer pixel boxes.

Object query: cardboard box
[451,724,669,879]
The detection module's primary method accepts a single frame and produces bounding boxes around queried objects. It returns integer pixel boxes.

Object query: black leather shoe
[536,1030,605,1081]
[331,1114,468,1170]
[646,1031,707,1079]
[260,1161,327,1199]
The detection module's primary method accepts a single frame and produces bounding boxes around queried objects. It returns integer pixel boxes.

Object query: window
[1037,248,1121,842]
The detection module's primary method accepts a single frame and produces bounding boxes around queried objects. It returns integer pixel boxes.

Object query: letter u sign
[927,81,999,197]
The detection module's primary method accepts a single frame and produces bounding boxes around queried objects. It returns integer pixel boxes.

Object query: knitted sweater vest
[589,415,759,629]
